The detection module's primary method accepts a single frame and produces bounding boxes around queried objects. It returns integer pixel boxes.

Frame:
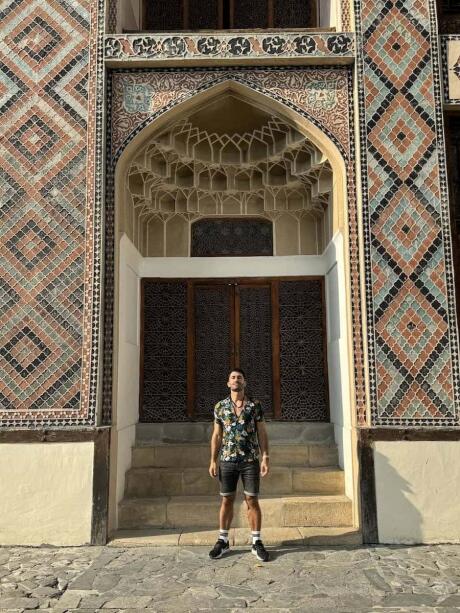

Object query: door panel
[279,280,328,420]
[237,285,273,416]
[193,285,233,419]
[140,281,188,422]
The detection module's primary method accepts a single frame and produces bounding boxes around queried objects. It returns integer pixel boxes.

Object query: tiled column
[356,0,460,425]
[0,0,104,427]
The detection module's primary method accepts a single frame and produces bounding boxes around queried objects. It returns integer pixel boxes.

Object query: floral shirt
[214,397,265,463]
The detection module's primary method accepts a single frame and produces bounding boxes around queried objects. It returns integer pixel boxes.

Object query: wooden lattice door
[140,277,329,421]
[192,282,274,419]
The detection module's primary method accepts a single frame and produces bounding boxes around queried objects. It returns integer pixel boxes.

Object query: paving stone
[380,593,439,606]
[438,594,460,606]
[0,596,40,609]
[187,585,219,599]
[2,544,460,611]
[79,595,111,608]
[216,584,259,601]
[102,596,153,608]
[363,568,392,591]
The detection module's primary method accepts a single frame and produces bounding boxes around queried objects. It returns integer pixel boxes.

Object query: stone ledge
[108,526,361,547]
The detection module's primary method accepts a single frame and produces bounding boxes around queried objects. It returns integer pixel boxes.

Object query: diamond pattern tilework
[0,0,104,427]
[356,0,460,424]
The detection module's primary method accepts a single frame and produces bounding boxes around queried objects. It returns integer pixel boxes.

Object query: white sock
[219,529,229,544]
[252,531,261,544]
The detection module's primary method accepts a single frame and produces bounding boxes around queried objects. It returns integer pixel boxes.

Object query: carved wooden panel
[232,0,268,28]
[141,281,188,421]
[279,280,328,420]
[191,219,273,257]
[194,285,232,418]
[273,0,313,27]
[145,0,183,30]
[188,0,220,29]
[238,286,273,416]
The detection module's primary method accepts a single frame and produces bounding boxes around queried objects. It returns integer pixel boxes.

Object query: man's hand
[209,460,218,478]
[260,457,270,477]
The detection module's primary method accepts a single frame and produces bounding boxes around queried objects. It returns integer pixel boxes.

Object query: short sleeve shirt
[214,397,265,463]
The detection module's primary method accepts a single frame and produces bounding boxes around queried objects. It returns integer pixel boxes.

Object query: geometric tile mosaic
[0,0,104,427]
[2,0,458,430]
[356,0,460,425]
[441,35,460,104]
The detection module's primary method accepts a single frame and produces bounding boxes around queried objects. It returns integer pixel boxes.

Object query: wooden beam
[91,428,110,545]
[0,427,110,443]
[361,428,460,442]
[358,430,378,544]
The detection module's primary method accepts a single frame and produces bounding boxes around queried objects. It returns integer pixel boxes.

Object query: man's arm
[209,421,222,477]
[256,420,270,476]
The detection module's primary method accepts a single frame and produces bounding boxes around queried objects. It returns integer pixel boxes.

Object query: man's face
[227,371,246,392]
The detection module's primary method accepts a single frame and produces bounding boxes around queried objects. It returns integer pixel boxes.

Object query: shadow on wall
[374,450,423,545]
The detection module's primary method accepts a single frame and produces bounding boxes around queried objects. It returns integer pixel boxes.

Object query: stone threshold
[109,527,362,547]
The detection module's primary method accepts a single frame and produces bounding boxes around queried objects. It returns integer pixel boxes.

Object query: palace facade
[1,0,460,545]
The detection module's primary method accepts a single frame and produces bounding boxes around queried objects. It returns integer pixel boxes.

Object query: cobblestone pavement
[2,544,460,612]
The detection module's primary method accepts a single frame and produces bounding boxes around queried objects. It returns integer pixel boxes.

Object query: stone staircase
[111,422,360,547]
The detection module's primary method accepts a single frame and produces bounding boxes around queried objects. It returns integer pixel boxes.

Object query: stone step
[109,527,362,547]
[118,494,353,529]
[125,466,345,497]
[136,421,334,445]
[131,443,338,469]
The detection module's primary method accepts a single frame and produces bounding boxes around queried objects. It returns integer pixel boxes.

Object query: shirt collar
[223,396,254,407]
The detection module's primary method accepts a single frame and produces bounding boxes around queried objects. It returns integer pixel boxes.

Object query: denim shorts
[218,459,260,497]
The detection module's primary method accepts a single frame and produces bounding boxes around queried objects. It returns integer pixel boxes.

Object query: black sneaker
[209,539,230,559]
[251,539,270,562]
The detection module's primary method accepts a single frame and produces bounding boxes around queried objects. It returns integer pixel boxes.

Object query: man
[208,368,270,562]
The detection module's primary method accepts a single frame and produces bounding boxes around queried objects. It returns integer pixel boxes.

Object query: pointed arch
[115,79,348,235]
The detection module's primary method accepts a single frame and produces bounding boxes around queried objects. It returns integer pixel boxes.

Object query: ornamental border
[353,0,460,426]
[104,32,355,63]
[440,35,460,105]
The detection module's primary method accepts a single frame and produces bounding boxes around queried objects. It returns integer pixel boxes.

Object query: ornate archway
[104,67,364,427]
[104,66,363,532]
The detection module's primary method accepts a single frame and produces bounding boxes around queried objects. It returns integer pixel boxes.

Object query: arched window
[143,0,317,31]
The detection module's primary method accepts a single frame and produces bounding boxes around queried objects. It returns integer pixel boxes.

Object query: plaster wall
[374,441,460,543]
[324,231,354,499]
[0,443,93,546]
[109,234,142,533]
[318,0,338,28]
[120,0,141,30]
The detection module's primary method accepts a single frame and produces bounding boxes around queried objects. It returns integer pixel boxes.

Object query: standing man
[208,368,270,561]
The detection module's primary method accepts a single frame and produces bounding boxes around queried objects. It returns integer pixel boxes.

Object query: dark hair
[228,368,246,380]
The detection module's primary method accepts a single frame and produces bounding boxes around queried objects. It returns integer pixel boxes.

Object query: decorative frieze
[104,33,355,63]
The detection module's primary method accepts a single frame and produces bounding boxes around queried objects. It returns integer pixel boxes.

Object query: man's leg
[219,494,235,531]
[244,494,262,531]
[242,461,269,561]
[241,460,261,530]
[209,462,237,559]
